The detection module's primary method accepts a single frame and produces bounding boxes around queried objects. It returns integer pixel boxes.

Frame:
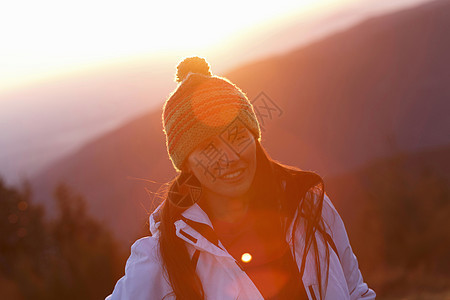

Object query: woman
[106,57,376,299]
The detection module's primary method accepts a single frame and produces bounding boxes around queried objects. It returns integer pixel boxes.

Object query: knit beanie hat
[162,56,262,172]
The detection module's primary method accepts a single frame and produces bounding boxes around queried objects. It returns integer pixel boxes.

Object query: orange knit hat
[162,56,261,172]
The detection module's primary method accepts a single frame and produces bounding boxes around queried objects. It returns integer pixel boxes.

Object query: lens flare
[241,253,252,263]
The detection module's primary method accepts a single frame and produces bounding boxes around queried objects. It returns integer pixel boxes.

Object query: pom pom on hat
[163,56,261,172]
[176,56,212,83]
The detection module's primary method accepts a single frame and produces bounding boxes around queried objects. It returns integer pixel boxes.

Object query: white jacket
[106,191,376,299]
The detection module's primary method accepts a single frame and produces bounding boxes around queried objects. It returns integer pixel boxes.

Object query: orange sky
[0,0,436,186]
[0,0,357,92]
[0,0,431,93]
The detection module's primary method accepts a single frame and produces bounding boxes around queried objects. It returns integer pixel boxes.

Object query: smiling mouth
[220,168,246,181]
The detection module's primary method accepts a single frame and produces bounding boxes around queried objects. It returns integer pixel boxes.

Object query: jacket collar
[149,178,289,236]
[148,196,318,284]
[149,201,230,256]
[149,202,163,237]
[181,203,214,227]
[148,179,321,286]
[149,202,213,235]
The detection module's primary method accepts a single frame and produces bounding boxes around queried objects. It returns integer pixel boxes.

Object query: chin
[218,179,253,198]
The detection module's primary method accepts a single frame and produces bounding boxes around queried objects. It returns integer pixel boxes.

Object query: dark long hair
[154,140,331,299]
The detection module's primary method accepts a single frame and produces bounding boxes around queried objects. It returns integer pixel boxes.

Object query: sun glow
[0,0,348,91]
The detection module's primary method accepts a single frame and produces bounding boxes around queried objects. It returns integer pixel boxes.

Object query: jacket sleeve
[322,193,376,300]
[105,236,173,300]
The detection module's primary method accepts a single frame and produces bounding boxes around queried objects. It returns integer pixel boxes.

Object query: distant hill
[0,58,173,185]
[324,144,450,294]
[225,0,449,173]
[31,0,450,244]
[3,0,410,187]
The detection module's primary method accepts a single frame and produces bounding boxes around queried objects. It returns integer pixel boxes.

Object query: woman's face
[185,125,257,199]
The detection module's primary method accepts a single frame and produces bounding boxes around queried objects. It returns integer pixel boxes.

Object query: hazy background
[0,0,434,185]
[1,0,449,299]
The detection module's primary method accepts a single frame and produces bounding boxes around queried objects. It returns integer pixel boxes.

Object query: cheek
[188,141,257,186]
[189,163,220,186]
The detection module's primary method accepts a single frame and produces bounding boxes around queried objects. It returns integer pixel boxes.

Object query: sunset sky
[0,0,433,185]
[0,0,429,92]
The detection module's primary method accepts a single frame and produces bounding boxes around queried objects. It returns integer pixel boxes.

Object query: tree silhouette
[0,178,124,300]
[48,182,123,300]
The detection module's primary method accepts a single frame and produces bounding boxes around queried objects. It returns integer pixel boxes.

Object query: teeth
[222,169,244,179]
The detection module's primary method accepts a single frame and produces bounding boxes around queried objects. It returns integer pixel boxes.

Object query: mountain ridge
[30,0,450,244]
